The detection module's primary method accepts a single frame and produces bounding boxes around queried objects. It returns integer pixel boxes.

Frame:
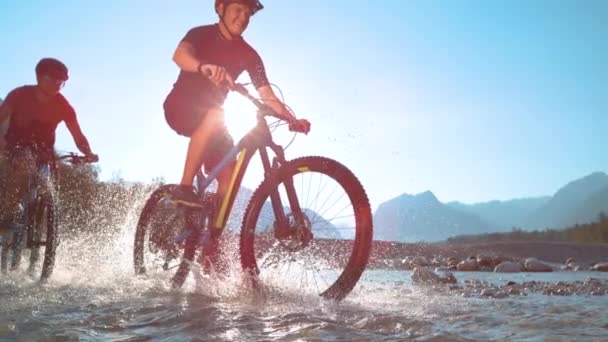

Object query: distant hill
[523,172,608,229]
[448,197,549,230]
[570,184,608,227]
[226,187,342,239]
[374,172,608,242]
[374,191,492,242]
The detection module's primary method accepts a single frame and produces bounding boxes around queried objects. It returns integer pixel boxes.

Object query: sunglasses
[42,75,67,88]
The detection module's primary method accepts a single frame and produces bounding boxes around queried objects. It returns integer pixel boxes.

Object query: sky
[1,0,606,210]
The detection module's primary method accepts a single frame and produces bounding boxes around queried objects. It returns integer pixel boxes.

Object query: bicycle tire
[0,195,57,282]
[240,156,373,301]
[37,194,57,282]
[0,238,8,274]
[133,184,199,288]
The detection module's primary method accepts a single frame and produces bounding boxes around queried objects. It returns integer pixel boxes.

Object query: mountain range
[374,172,608,242]
[226,186,343,239]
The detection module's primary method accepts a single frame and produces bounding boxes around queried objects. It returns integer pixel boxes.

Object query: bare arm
[256,85,295,121]
[0,102,12,126]
[65,118,92,155]
[172,41,202,73]
[173,41,234,86]
[0,102,11,150]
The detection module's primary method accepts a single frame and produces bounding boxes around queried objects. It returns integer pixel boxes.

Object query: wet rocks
[592,262,608,272]
[384,253,608,274]
[411,267,457,285]
[456,258,478,271]
[523,258,553,272]
[411,268,608,298]
[494,261,522,273]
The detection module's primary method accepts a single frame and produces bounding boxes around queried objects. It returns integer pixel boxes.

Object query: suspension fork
[260,146,306,238]
[27,163,52,248]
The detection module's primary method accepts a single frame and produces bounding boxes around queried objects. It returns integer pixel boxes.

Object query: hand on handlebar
[288,118,311,134]
[200,64,235,88]
[84,153,99,163]
[59,152,99,164]
[220,79,311,134]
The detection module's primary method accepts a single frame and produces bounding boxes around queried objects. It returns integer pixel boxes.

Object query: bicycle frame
[24,162,56,246]
[3,157,58,271]
[193,87,304,236]
[11,153,87,249]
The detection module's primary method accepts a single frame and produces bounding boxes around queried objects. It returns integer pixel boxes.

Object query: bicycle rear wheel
[240,156,373,301]
[133,184,200,288]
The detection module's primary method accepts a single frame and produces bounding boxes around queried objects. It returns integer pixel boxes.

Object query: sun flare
[223,92,258,140]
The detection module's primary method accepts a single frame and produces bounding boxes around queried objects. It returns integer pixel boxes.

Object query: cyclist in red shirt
[0,58,98,234]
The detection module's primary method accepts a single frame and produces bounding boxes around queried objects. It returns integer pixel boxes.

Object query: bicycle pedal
[170,198,205,209]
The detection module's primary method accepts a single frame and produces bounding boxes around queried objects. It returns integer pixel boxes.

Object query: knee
[192,107,225,136]
[205,107,225,127]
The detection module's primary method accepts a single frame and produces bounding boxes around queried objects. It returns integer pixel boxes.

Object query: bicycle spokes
[241,156,372,300]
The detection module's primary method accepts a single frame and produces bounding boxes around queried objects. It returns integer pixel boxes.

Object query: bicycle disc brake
[274,212,313,252]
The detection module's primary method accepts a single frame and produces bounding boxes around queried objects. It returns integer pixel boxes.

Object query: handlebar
[58,152,98,164]
[232,83,287,121]
[201,68,289,121]
[201,68,310,134]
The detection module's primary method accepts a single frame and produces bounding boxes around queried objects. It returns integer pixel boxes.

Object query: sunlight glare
[223,92,258,140]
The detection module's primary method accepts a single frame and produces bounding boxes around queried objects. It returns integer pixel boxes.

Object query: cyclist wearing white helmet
[164,0,310,271]
[165,0,310,200]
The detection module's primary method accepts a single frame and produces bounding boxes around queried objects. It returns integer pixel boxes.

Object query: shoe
[170,185,204,208]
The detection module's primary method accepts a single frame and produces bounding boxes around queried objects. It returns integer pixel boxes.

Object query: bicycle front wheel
[36,194,58,282]
[5,195,58,282]
[240,156,373,301]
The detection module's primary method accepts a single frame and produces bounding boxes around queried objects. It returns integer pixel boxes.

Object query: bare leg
[216,163,234,203]
[202,154,235,273]
[0,151,34,233]
[180,107,224,187]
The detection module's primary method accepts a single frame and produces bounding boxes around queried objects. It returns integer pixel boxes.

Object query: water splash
[2,185,608,340]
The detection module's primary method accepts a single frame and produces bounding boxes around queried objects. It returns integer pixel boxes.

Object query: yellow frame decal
[215,148,247,229]
[297,166,310,172]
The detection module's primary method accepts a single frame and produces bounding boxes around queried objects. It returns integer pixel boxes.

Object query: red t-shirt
[168,24,270,107]
[3,85,77,149]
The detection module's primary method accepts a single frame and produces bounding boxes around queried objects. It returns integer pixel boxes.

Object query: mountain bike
[0,152,98,282]
[133,84,373,301]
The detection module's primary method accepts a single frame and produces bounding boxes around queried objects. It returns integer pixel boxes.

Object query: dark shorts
[7,144,54,166]
[163,92,235,174]
[3,145,54,190]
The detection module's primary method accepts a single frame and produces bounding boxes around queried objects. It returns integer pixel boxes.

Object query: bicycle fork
[271,176,313,246]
